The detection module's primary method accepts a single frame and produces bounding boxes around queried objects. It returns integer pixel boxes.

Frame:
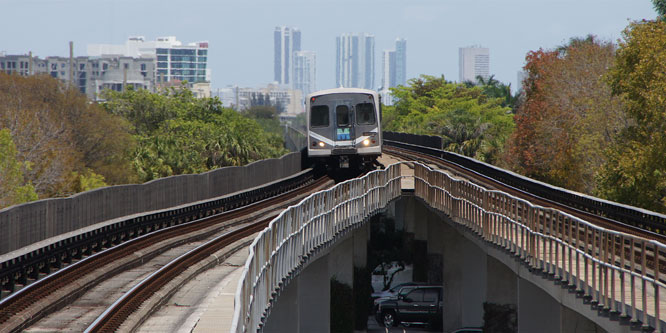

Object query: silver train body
[306,87,382,169]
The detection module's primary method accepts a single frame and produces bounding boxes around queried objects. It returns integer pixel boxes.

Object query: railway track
[0,174,333,333]
[383,145,666,243]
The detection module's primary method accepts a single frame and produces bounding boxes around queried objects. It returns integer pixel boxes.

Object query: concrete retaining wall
[285,126,307,152]
[0,153,301,256]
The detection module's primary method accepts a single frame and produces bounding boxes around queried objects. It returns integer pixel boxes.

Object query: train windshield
[356,102,376,125]
[311,105,329,127]
[336,105,350,127]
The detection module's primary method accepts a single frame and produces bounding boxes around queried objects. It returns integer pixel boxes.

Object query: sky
[0,0,658,92]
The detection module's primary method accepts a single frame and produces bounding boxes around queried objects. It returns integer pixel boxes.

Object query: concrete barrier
[0,153,301,256]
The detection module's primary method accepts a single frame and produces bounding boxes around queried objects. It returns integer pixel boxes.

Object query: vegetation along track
[383,146,666,277]
[0,174,333,333]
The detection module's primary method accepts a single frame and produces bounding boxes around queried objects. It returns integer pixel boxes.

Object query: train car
[306,87,382,170]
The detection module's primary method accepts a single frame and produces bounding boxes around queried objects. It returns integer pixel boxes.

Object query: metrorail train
[305,87,382,170]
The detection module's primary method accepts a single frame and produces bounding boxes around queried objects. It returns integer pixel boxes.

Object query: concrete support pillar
[263,278,299,333]
[440,214,486,332]
[400,196,420,237]
[486,256,517,305]
[353,222,368,268]
[427,212,445,285]
[412,197,429,242]
[329,237,354,285]
[518,278,561,333]
[561,304,603,332]
[264,253,331,333]
[459,234,487,327]
[299,255,330,332]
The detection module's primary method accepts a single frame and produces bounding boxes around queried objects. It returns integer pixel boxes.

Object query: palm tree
[654,0,666,17]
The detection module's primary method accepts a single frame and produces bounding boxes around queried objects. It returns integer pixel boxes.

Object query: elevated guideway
[233,140,666,332]
[3,128,666,333]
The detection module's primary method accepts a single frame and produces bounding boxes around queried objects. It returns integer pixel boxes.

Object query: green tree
[383,75,514,164]
[0,129,38,208]
[597,19,666,212]
[72,169,108,192]
[243,105,284,137]
[476,75,519,110]
[102,87,288,182]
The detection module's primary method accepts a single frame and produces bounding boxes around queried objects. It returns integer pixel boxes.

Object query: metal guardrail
[231,163,403,333]
[413,162,666,331]
[232,161,666,332]
[0,169,313,300]
[383,131,666,236]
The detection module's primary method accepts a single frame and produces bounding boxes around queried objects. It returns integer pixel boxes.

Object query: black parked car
[375,285,443,329]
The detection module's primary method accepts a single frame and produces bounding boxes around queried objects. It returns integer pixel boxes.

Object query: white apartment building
[459,46,490,83]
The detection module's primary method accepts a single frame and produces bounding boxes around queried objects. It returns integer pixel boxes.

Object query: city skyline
[0,0,658,92]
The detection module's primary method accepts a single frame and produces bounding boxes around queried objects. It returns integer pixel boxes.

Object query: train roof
[306,87,378,100]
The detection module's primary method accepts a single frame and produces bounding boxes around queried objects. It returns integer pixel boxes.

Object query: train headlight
[318,141,325,148]
[362,139,370,146]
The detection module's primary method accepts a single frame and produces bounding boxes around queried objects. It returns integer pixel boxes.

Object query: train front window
[311,105,329,127]
[356,102,375,125]
[336,105,350,127]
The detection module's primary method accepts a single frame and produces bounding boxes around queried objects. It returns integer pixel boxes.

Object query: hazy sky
[1,0,658,91]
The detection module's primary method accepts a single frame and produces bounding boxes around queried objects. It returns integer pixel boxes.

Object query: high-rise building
[380,38,407,105]
[394,38,407,87]
[88,36,210,84]
[336,33,375,89]
[381,38,407,90]
[459,46,489,83]
[381,50,396,90]
[293,51,316,97]
[380,50,395,105]
[274,26,301,85]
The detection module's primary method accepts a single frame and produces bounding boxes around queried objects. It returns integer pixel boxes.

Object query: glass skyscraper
[274,26,301,85]
[336,33,375,90]
[382,38,407,89]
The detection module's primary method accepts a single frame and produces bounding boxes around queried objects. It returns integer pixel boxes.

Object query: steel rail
[0,174,330,332]
[84,216,273,332]
[383,144,666,243]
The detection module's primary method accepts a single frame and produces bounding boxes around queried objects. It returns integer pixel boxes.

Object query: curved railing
[231,163,403,333]
[413,162,666,332]
[383,131,666,236]
[232,161,666,332]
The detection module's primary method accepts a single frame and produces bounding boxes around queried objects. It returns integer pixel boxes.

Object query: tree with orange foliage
[0,73,135,199]
[504,36,625,194]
